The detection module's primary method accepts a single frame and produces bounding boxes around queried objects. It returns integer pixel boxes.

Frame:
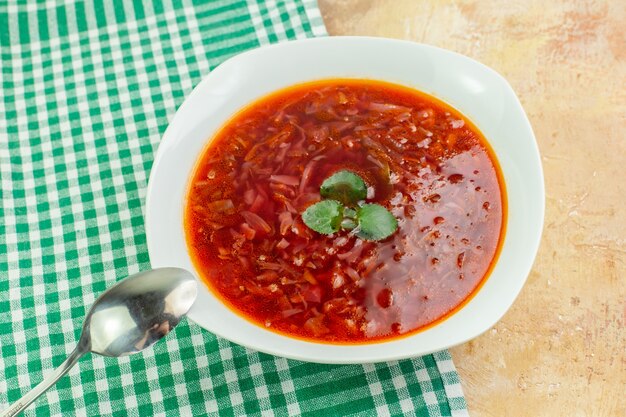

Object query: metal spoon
[1,267,197,417]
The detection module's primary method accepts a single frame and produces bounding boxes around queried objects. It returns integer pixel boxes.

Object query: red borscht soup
[185,79,505,343]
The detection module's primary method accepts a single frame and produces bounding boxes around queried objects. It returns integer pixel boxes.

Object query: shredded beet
[241,211,272,234]
[270,175,300,186]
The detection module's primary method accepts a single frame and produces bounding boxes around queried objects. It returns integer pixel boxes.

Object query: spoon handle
[1,347,87,417]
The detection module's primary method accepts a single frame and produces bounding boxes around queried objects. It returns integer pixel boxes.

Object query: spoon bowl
[85,268,197,357]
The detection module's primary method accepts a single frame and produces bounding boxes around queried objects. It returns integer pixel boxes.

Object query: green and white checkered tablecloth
[0,1,469,415]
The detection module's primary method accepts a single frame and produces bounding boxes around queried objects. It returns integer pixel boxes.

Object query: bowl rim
[146,36,545,364]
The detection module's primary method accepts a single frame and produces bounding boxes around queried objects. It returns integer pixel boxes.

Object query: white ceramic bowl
[146,37,544,364]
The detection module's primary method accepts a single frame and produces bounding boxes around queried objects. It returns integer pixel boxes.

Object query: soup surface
[185,79,505,343]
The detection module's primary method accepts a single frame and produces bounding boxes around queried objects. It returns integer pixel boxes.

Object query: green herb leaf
[302,200,343,235]
[320,170,367,206]
[356,203,398,241]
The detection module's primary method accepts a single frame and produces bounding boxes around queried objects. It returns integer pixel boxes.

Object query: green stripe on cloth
[0,1,468,416]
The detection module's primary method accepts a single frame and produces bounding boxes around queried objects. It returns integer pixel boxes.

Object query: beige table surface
[317,1,625,416]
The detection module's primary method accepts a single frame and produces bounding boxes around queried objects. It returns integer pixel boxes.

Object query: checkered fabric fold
[0,1,469,416]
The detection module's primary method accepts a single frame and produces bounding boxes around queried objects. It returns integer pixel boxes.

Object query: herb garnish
[354,203,398,241]
[302,170,398,241]
[320,170,367,205]
[301,200,343,234]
